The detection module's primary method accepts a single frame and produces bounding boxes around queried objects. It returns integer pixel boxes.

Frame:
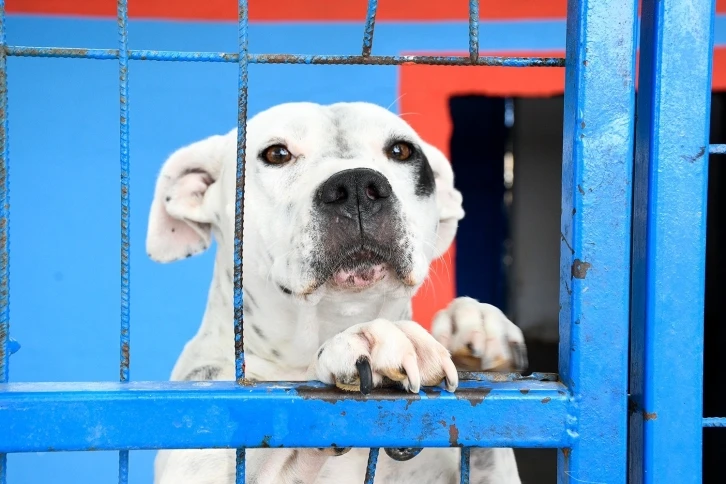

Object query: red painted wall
[9,1,726,21]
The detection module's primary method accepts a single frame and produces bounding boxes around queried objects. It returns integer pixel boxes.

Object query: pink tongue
[334,264,387,287]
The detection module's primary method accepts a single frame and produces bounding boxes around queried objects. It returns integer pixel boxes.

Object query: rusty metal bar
[235,0,249,480]
[117,0,131,482]
[361,0,378,56]
[468,0,479,62]
[0,0,8,480]
[460,447,470,484]
[363,448,379,484]
[234,0,248,385]
[4,46,565,67]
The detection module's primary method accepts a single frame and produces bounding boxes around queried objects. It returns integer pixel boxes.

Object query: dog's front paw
[311,319,458,394]
[431,297,528,372]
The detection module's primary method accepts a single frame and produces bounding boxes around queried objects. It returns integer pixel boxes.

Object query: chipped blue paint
[558,0,637,481]
[629,1,715,483]
[0,379,571,452]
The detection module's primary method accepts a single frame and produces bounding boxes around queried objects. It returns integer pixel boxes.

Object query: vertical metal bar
[558,0,637,481]
[117,0,130,481]
[0,0,9,480]
[363,448,379,484]
[459,448,470,484]
[235,0,249,481]
[361,0,378,57]
[468,0,479,63]
[629,1,715,483]
[234,0,248,385]
[235,448,245,484]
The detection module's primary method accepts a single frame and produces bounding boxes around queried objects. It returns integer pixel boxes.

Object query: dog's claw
[384,447,423,461]
[509,341,528,373]
[356,356,373,395]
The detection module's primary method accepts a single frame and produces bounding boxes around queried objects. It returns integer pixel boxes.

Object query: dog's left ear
[421,141,465,258]
[146,132,233,263]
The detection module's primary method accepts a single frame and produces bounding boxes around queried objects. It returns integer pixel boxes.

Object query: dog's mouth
[328,247,392,290]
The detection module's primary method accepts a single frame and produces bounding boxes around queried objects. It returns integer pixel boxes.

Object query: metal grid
[0,0,720,483]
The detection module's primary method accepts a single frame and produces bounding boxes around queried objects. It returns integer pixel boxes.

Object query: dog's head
[146,102,464,301]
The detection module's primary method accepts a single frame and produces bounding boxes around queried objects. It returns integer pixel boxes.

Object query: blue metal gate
[0,0,722,483]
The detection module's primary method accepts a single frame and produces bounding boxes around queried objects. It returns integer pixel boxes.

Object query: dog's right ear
[146,133,231,263]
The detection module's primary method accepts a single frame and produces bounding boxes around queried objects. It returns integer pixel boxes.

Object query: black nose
[317,168,393,219]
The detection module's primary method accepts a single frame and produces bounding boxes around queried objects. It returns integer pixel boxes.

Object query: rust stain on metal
[520,388,530,395]
[571,259,592,279]
[455,387,492,406]
[260,435,271,447]
[541,397,552,404]
[644,411,658,421]
[297,385,422,405]
[120,341,130,380]
[577,184,585,195]
[448,424,459,447]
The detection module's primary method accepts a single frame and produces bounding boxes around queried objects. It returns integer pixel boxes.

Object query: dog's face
[146,102,464,301]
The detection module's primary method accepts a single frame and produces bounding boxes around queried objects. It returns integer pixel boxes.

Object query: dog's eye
[387,142,414,162]
[262,145,293,165]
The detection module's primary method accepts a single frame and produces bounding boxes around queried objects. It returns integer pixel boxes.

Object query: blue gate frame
[0,0,722,483]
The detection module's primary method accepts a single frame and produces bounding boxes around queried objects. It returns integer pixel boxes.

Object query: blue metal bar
[117,0,131,481]
[459,447,470,484]
[709,144,726,154]
[363,448,379,484]
[0,379,571,452]
[235,448,245,484]
[0,0,9,480]
[558,0,637,481]
[4,46,565,67]
[630,1,715,483]
[235,2,249,481]
[468,0,479,62]
[703,418,726,428]
[234,0,248,384]
[361,0,378,56]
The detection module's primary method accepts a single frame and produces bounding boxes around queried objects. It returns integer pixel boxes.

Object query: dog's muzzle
[313,168,407,289]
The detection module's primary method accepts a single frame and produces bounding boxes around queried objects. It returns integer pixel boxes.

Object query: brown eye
[387,142,414,161]
[262,145,293,165]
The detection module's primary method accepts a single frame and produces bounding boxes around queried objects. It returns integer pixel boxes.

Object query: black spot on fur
[317,346,325,359]
[171,228,176,233]
[243,301,253,316]
[271,349,281,358]
[413,148,436,197]
[186,253,192,258]
[252,324,265,339]
[165,196,171,202]
[183,365,222,381]
[279,285,293,295]
[243,287,258,308]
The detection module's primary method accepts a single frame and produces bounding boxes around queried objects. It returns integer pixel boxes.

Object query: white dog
[146,102,527,484]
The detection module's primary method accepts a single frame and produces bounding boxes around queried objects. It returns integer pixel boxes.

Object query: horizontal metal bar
[703,418,726,427]
[5,46,565,67]
[0,377,571,453]
[709,144,726,154]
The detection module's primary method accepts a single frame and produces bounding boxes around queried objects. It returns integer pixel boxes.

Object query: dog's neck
[190,244,414,380]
